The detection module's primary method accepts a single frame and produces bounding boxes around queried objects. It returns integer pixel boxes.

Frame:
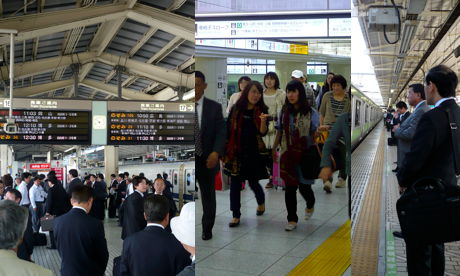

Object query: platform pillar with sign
[104,146,119,186]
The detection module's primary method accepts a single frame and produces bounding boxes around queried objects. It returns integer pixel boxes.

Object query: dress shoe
[323,181,332,193]
[393,231,404,239]
[228,218,240,227]
[256,204,265,216]
[202,232,212,240]
[392,167,399,173]
[265,180,273,189]
[46,246,56,250]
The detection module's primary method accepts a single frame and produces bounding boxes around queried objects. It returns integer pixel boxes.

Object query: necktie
[195,102,203,156]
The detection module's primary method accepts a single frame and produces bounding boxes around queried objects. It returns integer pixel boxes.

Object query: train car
[79,160,195,205]
[351,84,383,148]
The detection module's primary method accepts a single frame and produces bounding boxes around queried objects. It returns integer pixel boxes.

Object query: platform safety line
[287,220,351,276]
[385,227,398,276]
[351,129,385,276]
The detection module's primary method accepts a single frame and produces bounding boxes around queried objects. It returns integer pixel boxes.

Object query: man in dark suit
[54,185,109,276]
[108,173,118,218]
[120,195,191,275]
[115,173,127,214]
[45,176,71,249]
[88,174,108,220]
[66,169,83,197]
[397,65,460,276]
[121,176,148,240]
[153,177,177,223]
[195,71,226,241]
[392,101,410,172]
[4,189,34,262]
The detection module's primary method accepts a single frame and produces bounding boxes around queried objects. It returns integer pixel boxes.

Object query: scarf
[279,110,311,187]
[224,107,267,176]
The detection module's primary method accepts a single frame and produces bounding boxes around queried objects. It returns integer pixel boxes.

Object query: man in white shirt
[29,176,46,233]
[17,172,32,207]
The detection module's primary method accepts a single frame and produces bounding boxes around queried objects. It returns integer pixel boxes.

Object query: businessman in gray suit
[394,83,431,171]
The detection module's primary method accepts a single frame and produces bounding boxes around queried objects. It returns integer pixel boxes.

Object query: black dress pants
[230,177,265,218]
[196,154,217,235]
[285,184,315,223]
[405,240,444,276]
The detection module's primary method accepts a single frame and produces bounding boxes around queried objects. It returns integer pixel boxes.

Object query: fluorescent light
[196,10,350,17]
[64,147,75,153]
[390,89,394,93]
[183,89,195,101]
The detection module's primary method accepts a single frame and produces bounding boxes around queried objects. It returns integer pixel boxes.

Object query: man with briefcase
[396,65,460,276]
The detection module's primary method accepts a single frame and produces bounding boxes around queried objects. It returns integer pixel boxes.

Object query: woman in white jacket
[262,72,286,189]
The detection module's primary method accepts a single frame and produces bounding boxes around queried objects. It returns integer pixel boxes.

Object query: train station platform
[352,125,460,276]
[196,178,351,275]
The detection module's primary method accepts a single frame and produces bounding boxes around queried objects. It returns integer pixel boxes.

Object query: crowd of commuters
[0,168,194,275]
[195,69,351,236]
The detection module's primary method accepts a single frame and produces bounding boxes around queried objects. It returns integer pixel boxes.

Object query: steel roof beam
[81,79,155,100]
[97,52,194,88]
[128,4,194,42]
[0,3,128,45]
[13,79,74,97]
[0,51,97,80]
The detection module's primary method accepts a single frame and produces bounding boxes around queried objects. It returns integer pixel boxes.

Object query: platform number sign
[3,99,10,108]
[179,104,187,112]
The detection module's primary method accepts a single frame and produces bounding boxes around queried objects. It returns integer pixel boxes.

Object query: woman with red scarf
[273,80,320,231]
[224,81,270,227]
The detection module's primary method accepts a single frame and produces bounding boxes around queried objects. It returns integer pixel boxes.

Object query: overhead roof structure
[0,0,195,101]
[355,0,460,107]
[10,144,192,161]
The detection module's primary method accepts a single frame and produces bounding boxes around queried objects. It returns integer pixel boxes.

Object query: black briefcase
[40,215,55,232]
[396,177,460,244]
[33,232,47,246]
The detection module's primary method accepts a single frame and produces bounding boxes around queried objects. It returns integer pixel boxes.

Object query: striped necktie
[195,102,203,156]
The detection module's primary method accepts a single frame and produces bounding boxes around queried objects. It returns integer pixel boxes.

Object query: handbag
[40,214,55,232]
[300,144,337,179]
[314,130,329,145]
[396,107,460,243]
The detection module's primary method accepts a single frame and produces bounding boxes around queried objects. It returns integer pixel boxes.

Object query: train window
[174,172,178,186]
[355,100,361,127]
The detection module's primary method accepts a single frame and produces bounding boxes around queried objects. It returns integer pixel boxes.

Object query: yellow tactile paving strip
[288,220,351,276]
[351,129,385,275]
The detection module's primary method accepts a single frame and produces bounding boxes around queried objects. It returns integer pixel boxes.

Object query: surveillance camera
[3,118,18,134]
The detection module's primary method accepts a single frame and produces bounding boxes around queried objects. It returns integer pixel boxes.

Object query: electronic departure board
[107,101,194,145]
[0,99,91,144]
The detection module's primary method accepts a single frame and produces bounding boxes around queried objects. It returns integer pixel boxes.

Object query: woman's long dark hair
[322,72,335,92]
[282,80,311,116]
[235,81,268,113]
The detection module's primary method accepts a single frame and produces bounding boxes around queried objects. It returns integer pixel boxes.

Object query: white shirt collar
[414,100,426,110]
[147,223,165,229]
[196,96,204,106]
[135,190,144,197]
[73,206,88,213]
[435,97,456,108]
[154,191,163,195]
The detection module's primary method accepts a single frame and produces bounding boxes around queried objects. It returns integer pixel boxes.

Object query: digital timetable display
[0,110,91,144]
[107,101,194,145]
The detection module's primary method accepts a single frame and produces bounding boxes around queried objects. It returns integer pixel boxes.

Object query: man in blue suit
[54,185,109,276]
